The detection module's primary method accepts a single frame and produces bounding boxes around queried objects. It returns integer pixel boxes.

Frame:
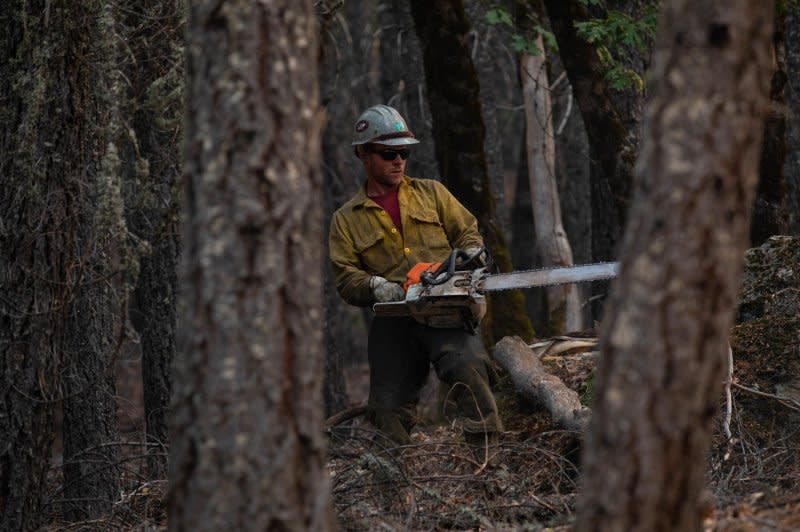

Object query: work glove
[464,246,487,267]
[369,276,406,302]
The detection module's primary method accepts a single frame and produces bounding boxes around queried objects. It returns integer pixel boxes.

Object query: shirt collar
[354,176,409,208]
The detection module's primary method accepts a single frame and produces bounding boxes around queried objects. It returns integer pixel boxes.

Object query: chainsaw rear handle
[420,247,488,286]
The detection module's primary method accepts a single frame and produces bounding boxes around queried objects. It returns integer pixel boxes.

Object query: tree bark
[493,336,590,432]
[170,1,334,530]
[0,5,68,528]
[410,0,536,343]
[1,0,126,526]
[750,21,790,245]
[122,0,184,479]
[521,45,583,332]
[543,0,634,259]
[576,2,774,531]
[787,4,800,235]
[61,1,126,519]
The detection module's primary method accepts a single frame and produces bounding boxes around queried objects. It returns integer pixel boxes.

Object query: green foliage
[487,2,657,91]
[485,5,557,56]
[574,3,658,92]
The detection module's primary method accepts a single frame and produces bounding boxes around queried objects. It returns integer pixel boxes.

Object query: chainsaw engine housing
[373,268,487,332]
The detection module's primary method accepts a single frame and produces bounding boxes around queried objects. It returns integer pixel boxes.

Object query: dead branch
[493,336,590,433]
[326,404,368,429]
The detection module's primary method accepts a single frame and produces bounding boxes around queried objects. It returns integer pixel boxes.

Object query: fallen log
[493,336,590,433]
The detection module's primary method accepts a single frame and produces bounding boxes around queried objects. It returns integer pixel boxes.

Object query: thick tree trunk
[1,0,124,526]
[0,7,66,527]
[170,1,334,530]
[410,0,536,343]
[576,2,773,531]
[61,1,125,519]
[521,47,583,332]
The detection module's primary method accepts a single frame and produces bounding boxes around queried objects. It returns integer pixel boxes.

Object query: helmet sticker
[356,120,369,132]
[394,121,404,131]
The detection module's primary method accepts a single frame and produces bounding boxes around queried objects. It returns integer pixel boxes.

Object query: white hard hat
[352,104,420,146]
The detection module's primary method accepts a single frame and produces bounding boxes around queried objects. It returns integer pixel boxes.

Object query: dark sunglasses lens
[377,149,410,161]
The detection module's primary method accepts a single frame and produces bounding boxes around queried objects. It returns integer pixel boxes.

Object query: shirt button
[404,247,411,253]
[390,228,397,234]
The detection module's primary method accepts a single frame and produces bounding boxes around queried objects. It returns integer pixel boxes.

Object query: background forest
[1,0,799,530]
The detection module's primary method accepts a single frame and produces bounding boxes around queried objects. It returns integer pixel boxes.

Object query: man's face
[362,144,410,188]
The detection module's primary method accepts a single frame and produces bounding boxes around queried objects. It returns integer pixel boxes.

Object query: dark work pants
[367,316,504,445]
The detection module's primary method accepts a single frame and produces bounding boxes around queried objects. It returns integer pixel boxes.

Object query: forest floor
[326,343,800,531]
[39,337,800,531]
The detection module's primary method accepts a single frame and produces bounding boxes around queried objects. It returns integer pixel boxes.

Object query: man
[328,104,503,455]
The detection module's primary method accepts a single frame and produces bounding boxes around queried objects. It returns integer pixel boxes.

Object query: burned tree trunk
[61,1,127,520]
[576,2,774,531]
[122,0,184,479]
[0,5,69,527]
[410,0,536,343]
[170,1,334,529]
[1,0,127,526]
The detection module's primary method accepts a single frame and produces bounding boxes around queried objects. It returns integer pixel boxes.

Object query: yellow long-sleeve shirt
[329,176,483,307]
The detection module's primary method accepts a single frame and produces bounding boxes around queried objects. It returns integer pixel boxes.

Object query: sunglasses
[372,148,410,161]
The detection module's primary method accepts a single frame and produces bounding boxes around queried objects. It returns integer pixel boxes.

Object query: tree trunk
[1,0,126,526]
[0,6,68,528]
[750,20,790,245]
[787,4,800,235]
[576,2,773,531]
[170,1,334,529]
[61,1,126,519]
[62,270,122,522]
[410,0,536,343]
[377,0,439,180]
[122,0,184,479]
[521,46,583,332]
[543,0,637,320]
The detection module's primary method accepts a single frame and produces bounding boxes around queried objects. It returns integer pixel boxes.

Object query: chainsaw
[373,247,619,332]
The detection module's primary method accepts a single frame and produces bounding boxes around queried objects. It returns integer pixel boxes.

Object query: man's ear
[354,145,368,160]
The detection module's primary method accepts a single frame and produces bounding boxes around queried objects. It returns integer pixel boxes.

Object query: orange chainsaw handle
[403,262,441,291]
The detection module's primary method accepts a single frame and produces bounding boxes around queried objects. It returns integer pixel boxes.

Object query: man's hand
[369,276,406,302]
[464,246,487,267]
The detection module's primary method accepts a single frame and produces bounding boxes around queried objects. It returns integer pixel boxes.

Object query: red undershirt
[370,188,403,236]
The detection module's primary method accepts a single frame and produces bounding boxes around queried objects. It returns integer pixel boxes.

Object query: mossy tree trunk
[61,1,127,521]
[0,5,69,526]
[121,0,184,480]
[1,0,126,526]
[410,0,535,344]
[576,1,773,530]
[170,1,334,529]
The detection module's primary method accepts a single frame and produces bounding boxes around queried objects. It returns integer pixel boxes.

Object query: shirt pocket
[408,209,451,254]
[353,231,392,275]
